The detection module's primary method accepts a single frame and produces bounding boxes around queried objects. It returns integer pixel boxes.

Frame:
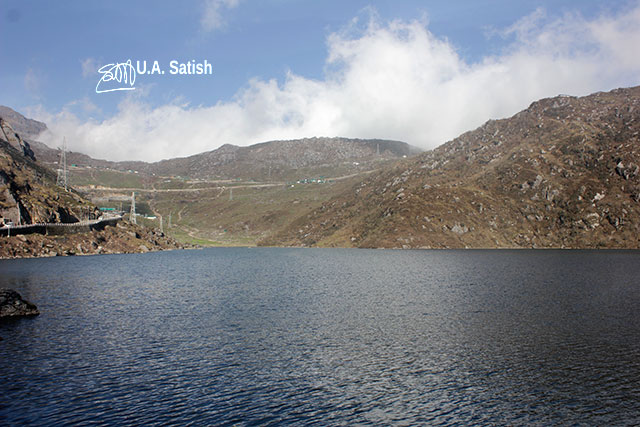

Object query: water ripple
[1,249,640,425]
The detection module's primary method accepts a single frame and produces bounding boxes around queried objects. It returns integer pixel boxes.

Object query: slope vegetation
[261,87,640,248]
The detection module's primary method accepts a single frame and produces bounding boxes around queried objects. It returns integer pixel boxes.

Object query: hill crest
[0,107,420,181]
[260,86,640,248]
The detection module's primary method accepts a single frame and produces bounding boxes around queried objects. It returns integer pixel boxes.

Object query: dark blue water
[1,248,640,425]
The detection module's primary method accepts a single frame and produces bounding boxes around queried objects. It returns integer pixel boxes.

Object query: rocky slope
[261,86,640,248]
[0,137,94,225]
[0,108,112,167]
[0,106,46,139]
[138,137,419,180]
[0,220,187,258]
[0,106,137,168]
[0,129,187,257]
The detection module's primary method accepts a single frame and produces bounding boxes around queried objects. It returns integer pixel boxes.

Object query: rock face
[0,289,39,318]
[0,138,92,225]
[0,106,47,139]
[0,118,36,161]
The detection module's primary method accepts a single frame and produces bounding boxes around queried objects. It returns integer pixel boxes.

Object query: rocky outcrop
[0,124,190,258]
[0,288,39,318]
[0,137,93,226]
[0,220,191,259]
[0,118,36,161]
[0,106,47,139]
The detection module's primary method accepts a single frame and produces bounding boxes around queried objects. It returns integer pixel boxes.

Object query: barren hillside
[261,86,640,248]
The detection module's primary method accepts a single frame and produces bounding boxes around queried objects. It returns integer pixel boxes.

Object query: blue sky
[1,1,639,161]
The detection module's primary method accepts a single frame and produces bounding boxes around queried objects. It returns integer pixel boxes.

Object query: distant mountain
[0,107,420,181]
[138,137,420,180]
[261,86,640,248]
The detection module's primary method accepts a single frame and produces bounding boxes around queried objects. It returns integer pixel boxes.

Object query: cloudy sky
[1,1,639,162]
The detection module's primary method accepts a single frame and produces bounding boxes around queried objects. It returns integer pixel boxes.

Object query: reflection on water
[1,248,640,425]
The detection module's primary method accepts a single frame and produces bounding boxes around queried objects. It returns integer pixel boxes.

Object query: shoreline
[3,241,639,260]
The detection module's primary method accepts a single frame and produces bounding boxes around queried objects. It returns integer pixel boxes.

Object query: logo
[96,60,136,93]
[95,59,213,94]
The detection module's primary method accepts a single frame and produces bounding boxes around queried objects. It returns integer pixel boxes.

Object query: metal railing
[0,216,123,237]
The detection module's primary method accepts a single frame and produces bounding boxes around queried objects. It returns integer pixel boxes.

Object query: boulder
[450,223,469,234]
[0,288,40,318]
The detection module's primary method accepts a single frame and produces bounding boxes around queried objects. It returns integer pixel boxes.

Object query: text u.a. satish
[136,60,213,75]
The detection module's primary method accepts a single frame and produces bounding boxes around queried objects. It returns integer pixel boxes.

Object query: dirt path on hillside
[74,170,377,194]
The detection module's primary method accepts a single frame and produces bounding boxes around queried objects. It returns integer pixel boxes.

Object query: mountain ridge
[141,136,419,180]
[0,107,420,181]
[4,86,640,250]
[260,86,640,248]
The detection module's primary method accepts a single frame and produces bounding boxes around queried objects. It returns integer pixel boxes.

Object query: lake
[1,248,640,425]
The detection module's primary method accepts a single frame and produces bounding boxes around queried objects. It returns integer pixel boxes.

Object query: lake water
[1,248,640,425]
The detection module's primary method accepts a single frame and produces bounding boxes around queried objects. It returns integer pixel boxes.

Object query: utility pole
[129,192,137,224]
[159,214,163,233]
[56,137,68,191]
[168,213,172,228]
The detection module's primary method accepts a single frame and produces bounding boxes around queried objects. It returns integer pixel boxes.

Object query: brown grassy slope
[260,86,640,248]
[137,174,366,246]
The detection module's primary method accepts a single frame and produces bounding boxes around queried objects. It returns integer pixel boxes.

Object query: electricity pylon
[56,137,68,191]
[129,192,136,224]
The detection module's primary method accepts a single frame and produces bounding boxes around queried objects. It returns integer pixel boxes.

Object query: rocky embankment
[0,221,191,259]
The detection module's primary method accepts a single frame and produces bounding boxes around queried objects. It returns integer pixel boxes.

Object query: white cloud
[201,0,240,32]
[35,4,640,162]
[24,67,41,95]
[80,57,99,78]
